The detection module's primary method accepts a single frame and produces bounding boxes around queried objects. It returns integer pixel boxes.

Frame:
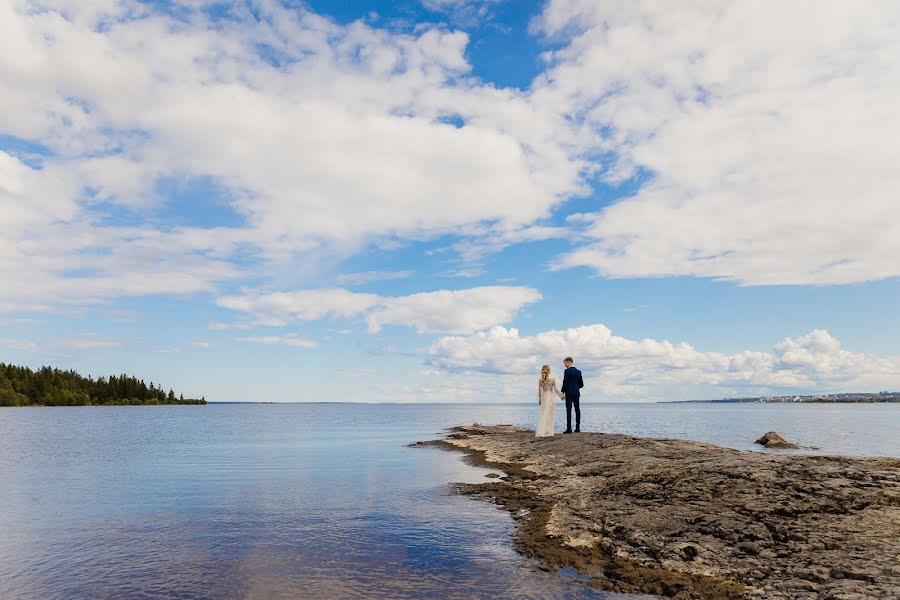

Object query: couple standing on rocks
[536,357,583,437]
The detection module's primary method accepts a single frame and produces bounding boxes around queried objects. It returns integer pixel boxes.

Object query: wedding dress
[536,376,563,437]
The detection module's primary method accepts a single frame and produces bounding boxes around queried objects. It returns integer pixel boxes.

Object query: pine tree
[0,363,205,406]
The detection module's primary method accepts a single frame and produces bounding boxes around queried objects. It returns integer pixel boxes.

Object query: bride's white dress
[536,376,563,437]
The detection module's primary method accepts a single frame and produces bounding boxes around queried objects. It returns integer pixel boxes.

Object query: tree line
[0,363,206,406]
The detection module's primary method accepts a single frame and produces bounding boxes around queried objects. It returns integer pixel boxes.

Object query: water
[1,403,898,599]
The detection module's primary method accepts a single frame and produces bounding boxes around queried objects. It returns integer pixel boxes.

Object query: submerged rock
[754,431,800,449]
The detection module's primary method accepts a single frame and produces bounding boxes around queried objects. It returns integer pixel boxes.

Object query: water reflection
[1,405,645,599]
[1,403,896,599]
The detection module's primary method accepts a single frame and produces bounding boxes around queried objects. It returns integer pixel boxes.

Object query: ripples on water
[1,402,897,599]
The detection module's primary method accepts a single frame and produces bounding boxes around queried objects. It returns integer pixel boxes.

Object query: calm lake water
[2,402,898,599]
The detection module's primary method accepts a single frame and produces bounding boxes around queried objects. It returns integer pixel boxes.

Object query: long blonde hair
[540,364,551,386]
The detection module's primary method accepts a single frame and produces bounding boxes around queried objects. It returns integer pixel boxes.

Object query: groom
[560,357,584,433]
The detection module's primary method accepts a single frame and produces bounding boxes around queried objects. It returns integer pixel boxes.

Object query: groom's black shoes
[574,428,581,433]
[563,429,573,434]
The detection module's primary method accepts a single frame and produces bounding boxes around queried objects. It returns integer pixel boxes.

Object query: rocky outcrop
[754,431,800,449]
[422,425,900,599]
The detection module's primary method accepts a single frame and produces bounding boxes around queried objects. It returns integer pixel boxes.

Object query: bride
[536,364,563,437]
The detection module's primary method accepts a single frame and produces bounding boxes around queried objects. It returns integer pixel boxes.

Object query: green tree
[0,363,205,407]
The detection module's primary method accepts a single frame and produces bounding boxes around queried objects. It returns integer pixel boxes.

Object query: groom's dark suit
[560,366,584,432]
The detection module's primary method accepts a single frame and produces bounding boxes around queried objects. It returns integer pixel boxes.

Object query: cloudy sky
[1,0,899,402]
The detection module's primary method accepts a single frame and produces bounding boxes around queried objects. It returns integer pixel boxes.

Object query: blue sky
[1,0,899,402]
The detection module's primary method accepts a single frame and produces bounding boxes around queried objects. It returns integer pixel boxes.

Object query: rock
[484,472,501,478]
[599,537,614,554]
[424,424,900,599]
[796,566,831,583]
[755,431,800,449]
[677,542,703,560]
[738,541,760,555]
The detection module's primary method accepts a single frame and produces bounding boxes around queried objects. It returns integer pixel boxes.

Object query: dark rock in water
[755,431,800,449]
[484,472,501,479]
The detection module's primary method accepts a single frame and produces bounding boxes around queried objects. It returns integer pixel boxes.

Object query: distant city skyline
[1,0,899,402]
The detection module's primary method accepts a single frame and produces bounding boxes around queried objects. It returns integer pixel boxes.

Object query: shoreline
[415,425,900,599]
[0,403,206,407]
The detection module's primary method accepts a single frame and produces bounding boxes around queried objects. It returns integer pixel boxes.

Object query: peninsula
[419,425,900,599]
[0,363,205,406]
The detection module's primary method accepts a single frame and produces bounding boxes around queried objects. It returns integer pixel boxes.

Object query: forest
[0,363,205,406]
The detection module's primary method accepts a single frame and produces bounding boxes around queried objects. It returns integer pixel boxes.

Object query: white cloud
[55,336,121,351]
[0,0,586,314]
[421,0,506,25]
[0,148,245,312]
[772,329,875,378]
[427,325,900,400]
[366,286,541,334]
[439,266,486,278]
[218,289,381,325]
[534,1,900,285]
[0,338,39,352]
[234,334,318,349]
[335,270,413,285]
[0,335,123,353]
[2,0,898,328]
[423,0,494,8]
[451,224,570,262]
[218,285,541,335]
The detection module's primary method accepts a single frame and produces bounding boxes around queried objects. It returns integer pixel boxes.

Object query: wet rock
[755,431,800,449]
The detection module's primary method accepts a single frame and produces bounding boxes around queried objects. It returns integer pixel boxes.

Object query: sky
[1,0,899,403]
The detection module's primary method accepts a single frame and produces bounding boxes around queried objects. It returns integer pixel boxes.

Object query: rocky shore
[416,425,900,599]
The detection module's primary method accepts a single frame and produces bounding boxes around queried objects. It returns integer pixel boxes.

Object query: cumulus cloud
[0,0,584,313]
[2,0,898,323]
[427,325,900,399]
[0,150,244,312]
[217,285,541,335]
[535,1,900,285]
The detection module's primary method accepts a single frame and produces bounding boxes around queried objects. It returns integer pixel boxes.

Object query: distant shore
[4,401,206,407]
[417,425,900,599]
[669,392,900,404]
[1,363,205,406]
